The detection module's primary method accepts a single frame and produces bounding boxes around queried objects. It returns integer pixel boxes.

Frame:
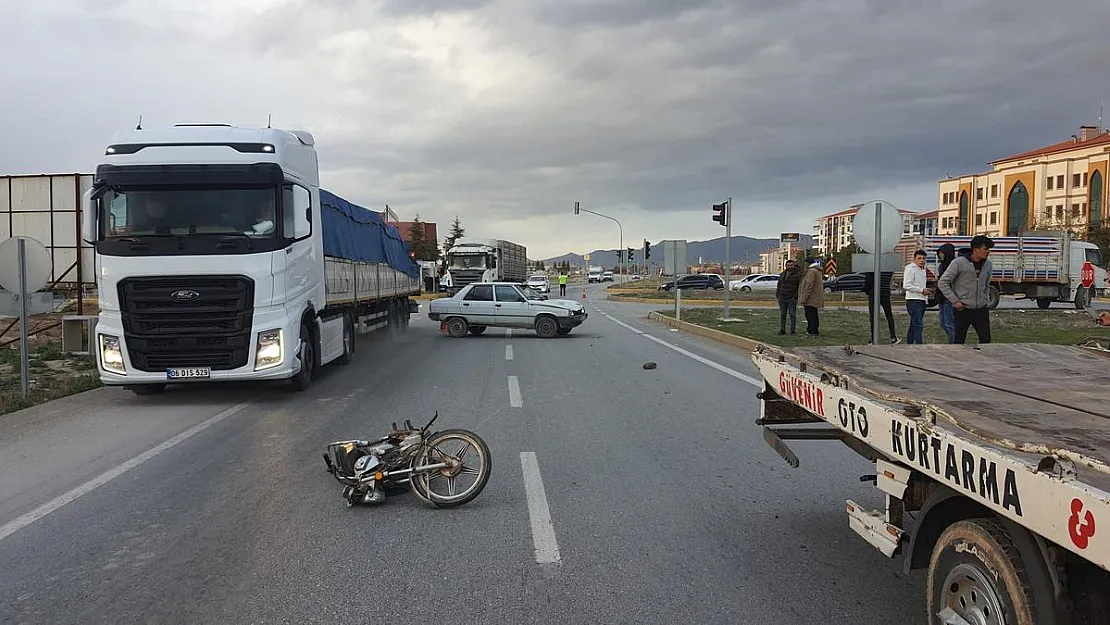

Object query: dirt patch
[0,304,103,416]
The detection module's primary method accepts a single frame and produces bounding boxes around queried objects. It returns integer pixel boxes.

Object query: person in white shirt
[902,249,932,344]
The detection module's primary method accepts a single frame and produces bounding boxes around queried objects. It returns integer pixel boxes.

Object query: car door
[494,284,531,326]
[461,284,497,325]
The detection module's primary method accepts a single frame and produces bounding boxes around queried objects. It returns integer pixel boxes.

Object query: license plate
[166,367,211,380]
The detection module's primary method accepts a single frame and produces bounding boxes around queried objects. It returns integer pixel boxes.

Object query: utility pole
[574,201,624,283]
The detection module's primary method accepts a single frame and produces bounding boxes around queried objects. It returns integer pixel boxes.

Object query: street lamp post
[574,201,624,283]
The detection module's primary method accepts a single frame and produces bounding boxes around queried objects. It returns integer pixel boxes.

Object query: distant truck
[80,123,421,394]
[888,231,1107,309]
[440,239,527,293]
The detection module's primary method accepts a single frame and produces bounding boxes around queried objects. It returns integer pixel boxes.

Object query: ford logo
[170,289,200,302]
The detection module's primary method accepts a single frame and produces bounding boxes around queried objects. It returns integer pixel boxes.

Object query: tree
[407,214,438,262]
[832,239,861,274]
[1088,226,1110,263]
[439,215,466,273]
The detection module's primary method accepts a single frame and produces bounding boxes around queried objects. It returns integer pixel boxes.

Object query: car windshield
[99,186,279,238]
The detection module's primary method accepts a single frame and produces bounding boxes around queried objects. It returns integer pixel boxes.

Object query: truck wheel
[987,285,1001,309]
[445,317,468,338]
[291,323,315,391]
[534,316,558,338]
[1036,298,1051,309]
[1075,286,1093,310]
[399,299,410,331]
[926,519,1041,625]
[337,314,354,365]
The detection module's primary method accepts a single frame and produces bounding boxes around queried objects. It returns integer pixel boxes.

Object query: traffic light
[627,247,635,263]
[643,240,651,260]
[574,201,580,215]
[712,202,727,227]
[617,249,623,263]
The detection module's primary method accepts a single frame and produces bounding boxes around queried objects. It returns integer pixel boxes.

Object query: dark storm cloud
[3,0,1110,257]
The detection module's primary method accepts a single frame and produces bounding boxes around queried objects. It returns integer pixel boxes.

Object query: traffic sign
[852,200,904,254]
[1081,261,1095,289]
[824,258,838,276]
[0,236,52,294]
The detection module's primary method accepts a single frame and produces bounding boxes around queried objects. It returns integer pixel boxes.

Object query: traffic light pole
[724,197,732,319]
[574,202,623,283]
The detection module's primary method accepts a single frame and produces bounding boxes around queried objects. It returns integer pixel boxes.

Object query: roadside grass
[0,340,102,416]
[659,306,1103,347]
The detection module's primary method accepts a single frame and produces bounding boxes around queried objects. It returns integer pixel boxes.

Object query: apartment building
[812,204,917,255]
[937,125,1110,237]
[912,210,939,236]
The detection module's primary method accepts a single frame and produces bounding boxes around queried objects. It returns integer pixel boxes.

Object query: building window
[991,184,998,198]
[975,213,983,226]
[1083,172,1088,186]
[1057,174,1065,189]
[1074,173,1082,188]
[990,212,998,225]
[1056,205,1064,220]
[1048,176,1054,190]
[1072,203,1081,217]
[976,187,984,201]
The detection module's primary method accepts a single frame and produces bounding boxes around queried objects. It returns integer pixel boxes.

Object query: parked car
[659,274,726,291]
[734,274,779,293]
[427,282,588,337]
[526,274,551,293]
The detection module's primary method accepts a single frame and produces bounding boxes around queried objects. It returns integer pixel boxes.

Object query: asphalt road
[0,284,927,624]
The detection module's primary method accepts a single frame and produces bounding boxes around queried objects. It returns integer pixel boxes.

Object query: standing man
[558,270,568,297]
[775,259,803,336]
[902,249,932,344]
[798,258,825,337]
[863,270,899,344]
[934,243,957,343]
[937,235,995,344]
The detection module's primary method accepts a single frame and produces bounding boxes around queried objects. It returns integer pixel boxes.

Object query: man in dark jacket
[862,270,898,344]
[934,243,957,342]
[937,235,995,343]
[775,259,803,335]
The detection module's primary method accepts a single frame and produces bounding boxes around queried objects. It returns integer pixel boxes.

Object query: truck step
[845,499,904,558]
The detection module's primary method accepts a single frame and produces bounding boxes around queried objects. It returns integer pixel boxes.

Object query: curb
[646,311,765,353]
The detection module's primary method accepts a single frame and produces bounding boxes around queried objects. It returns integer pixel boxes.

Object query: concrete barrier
[646,311,765,353]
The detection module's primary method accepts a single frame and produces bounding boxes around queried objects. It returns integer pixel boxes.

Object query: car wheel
[468,326,487,335]
[534,316,559,338]
[446,317,469,338]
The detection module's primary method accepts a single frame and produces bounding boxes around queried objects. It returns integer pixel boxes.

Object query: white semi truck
[80,123,421,394]
[440,238,527,294]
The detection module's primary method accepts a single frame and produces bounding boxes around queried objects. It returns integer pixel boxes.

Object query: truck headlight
[99,334,126,374]
[255,329,283,370]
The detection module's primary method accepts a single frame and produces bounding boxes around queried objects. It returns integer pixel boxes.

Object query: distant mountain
[543,234,816,268]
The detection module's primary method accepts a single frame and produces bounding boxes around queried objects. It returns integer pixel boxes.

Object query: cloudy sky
[3,0,1108,259]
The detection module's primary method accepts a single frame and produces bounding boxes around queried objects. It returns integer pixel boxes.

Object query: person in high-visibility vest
[558,272,568,297]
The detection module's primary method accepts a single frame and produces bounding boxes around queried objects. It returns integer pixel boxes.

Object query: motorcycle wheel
[409,428,492,508]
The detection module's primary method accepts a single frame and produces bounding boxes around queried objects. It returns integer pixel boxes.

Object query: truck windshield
[99,187,280,239]
[1086,248,1104,267]
[449,254,487,269]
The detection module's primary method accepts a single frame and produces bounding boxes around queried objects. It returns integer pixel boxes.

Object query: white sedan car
[427,282,588,338]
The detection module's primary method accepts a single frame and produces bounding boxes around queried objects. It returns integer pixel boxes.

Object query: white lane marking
[508,375,523,408]
[0,402,253,543]
[505,344,514,361]
[604,314,762,388]
[506,328,513,338]
[520,452,561,564]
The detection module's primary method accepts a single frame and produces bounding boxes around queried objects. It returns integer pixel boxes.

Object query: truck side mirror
[81,186,99,244]
[292,186,312,238]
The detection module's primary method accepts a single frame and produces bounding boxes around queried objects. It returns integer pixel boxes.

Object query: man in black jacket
[862,270,899,344]
[775,260,803,335]
[934,243,957,342]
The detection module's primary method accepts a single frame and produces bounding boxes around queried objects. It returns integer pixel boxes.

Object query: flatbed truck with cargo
[752,342,1110,624]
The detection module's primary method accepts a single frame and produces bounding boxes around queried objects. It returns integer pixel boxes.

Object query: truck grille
[451,270,485,288]
[117,275,255,372]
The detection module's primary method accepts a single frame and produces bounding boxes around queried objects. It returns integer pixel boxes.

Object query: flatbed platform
[770,343,1110,473]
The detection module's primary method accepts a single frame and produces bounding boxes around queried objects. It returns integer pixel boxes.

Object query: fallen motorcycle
[322,411,491,508]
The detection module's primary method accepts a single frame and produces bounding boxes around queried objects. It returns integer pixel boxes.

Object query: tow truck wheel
[926,519,1040,625]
